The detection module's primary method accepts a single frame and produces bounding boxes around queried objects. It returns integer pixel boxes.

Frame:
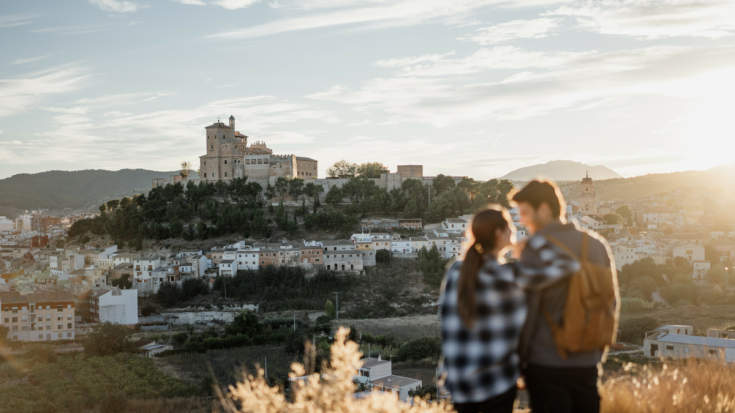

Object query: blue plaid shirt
[439,235,580,403]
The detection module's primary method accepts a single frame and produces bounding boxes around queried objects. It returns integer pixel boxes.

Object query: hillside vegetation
[560,162,735,201]
[66,176,514,248]
[0,168,195,210]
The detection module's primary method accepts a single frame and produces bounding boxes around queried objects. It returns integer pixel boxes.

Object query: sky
[1,0,734,181]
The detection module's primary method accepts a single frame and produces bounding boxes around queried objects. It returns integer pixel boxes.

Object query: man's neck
[534,218,564,235]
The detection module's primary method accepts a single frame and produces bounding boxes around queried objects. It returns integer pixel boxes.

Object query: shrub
[85,322,138,356]
[315,315,332,325]
[618,316,659,344]
[227,328,449,413]
[620,297,652,313]
[395,337,441,362]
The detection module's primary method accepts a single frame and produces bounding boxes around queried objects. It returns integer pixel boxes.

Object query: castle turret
[229,115,235,131]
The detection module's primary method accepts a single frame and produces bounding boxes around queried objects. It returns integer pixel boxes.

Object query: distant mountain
[569,162,735,201]
[500,160,622,181]
[0,169,198,211]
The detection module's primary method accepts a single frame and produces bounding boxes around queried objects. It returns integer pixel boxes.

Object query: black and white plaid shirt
[439,235,580,403]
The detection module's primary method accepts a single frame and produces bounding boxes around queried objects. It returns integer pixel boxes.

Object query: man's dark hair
[510,179,565,219]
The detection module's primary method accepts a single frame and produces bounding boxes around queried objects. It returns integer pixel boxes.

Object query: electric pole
[333,292,340,320]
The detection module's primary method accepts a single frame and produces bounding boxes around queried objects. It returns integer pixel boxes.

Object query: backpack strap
[545,235,578,260]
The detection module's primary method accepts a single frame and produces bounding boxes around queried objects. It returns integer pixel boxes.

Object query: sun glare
[685,93,735,170]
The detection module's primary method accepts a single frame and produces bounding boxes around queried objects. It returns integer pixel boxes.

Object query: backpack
[543,232,620,359]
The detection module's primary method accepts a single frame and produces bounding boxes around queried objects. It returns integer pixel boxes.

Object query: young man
[512,180,617,413]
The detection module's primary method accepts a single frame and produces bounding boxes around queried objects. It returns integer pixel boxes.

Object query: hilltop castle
[153,117,441,194]
[198,116,318,188]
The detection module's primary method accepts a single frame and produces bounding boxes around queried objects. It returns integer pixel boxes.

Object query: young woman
[439,205,578,413]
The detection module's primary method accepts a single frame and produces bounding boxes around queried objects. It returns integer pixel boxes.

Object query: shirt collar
[536,219,577,236]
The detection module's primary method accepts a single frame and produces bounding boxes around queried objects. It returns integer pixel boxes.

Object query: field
[0,350,207,413]
[620,304,735,333]
[154,345,299,388]
[335,314,441,343]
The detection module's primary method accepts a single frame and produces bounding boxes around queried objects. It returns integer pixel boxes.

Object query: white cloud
[211,0,261,9]
[549,0,735,39]
[208,0,565,39]
[308,45,735,127]
[0,66,89,117]
[0,14,41,28]
[129,20,142,25]
[0,97,338,171]
[43,107,88,114]
[32,25,103,35]
[170,0,206,4]
[375,52,455,68]
[459,17,559,44]
[0,130,3,135]
[10,54,54,65]
[384,46,593,77]
[89,0,144,12]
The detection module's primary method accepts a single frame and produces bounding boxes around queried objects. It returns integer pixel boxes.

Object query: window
[67,323,72,329]
[211,145,214,150]
[39,334,43,339]
[225,172,228,177]
[12,326,17,332]
[12,317,17,323]
[22,326,27,331]
[58,324,62,330]
[57,305,62,312]
[224,160,228,164]
[666,345,674,350]
[57,316,62,321]
[46,315,50,321]
[709,349,717,355]
[67,332,72,338]
[2,318,6,324]
[204,173,207,178]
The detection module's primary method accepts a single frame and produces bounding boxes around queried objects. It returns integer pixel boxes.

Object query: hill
[560,162,735,201]
[0,169,198,210]
[500,160,622,181]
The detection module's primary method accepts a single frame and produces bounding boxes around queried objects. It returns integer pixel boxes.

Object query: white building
[391,240,411,254]
[693,260,711,279]
[0,217,14,232]
[219,259,237,276]
[442,218,468,234]
[354,357,422,402]
[97,288,139,325]
[236,248,260,271]
[673,243,705,263]
[644,328,735,363]
[370,233,392,251]
[612,243,638,270]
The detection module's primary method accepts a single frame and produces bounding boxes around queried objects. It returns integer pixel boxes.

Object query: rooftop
[360,357,390,369]
[652,333,735,348]
[370,375,421,389]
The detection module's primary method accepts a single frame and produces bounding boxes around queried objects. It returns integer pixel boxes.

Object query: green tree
[327,160,358,178]
[325,186,343,206]
[111,273,133,289]
[707,265,727,285]
[106,199,120,212]
[289,178,305,201]
[705,244,720,263]
[224,310,264,337]
[616,205,633,226]
[376,249,392,264]
[119,197,132,208]
[604,213,624,225]
[85,322,138,356]
[432,174,456,195]
[403,197,420,218]
[325,299,336,320]
[275,177,290,202]
[304,182,324,213]
[628,276,657,299]
[356,162,389,178]
[98,203,107,214]
[618,316,659,344]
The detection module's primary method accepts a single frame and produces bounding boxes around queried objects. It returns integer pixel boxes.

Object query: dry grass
[221,328,453,413]
[124,398,221,413]
[601,360,735,412]
[335,315,441,343]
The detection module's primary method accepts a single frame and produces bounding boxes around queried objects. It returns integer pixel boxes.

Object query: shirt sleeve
[514,235,580,290]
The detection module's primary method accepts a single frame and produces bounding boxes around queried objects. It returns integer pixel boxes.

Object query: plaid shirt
[439,235,580,403]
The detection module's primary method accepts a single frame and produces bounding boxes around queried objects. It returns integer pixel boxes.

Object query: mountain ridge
[500,160,622,181]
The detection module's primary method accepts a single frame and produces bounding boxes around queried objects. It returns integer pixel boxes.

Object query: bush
[85,322,138,356]
[376,249,392,264]
[395,337,441,362]
[620,297,652,313]
[315,315,332,325]
[618,316,659,344]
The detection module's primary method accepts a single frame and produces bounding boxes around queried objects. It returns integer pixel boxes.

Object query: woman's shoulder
[480,259,518,283]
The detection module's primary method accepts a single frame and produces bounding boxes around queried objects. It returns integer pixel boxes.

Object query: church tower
[578,171,597,215]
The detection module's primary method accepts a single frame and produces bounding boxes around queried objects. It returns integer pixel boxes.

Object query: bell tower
[578,171,597,215]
